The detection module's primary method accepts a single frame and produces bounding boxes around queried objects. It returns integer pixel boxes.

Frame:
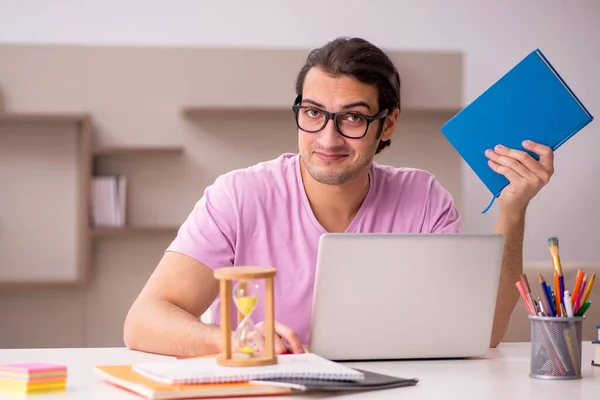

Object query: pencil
[574,276,586,313]
[540,274,554,317]
[554,270,561,317]
[538,296,546,316]
[571,269,584,307]
[582,272,595,305]
[575,301,591,317]
[563,327,579,375]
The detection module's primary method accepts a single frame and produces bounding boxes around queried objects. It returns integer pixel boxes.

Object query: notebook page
[132,353,364,385]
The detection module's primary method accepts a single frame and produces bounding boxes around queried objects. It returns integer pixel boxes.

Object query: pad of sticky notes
[0,363,67,395]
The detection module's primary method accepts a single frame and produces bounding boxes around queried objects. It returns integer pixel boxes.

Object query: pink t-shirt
[166,153,461,344]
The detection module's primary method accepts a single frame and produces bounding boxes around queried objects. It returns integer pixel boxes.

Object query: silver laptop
[308,233,504,360]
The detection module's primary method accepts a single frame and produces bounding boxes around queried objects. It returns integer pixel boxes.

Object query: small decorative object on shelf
[92,146,183,157]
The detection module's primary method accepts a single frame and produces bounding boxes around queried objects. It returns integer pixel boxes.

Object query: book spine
[551,119,594,152]
[535,49,594,120]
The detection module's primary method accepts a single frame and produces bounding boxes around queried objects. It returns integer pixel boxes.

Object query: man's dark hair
[294,37,401,154]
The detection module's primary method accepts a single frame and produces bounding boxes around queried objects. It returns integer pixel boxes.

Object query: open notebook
[132,353,364,385]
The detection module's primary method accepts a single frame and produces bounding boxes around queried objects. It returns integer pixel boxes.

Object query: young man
[123,37,554,357]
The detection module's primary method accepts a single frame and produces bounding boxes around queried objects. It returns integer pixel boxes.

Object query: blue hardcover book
[440,49,594,212]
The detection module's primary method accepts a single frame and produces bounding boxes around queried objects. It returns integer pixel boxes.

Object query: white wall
[1,0,598,263]
[0,45,461,348]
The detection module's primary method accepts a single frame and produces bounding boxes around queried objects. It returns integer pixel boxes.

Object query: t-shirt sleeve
[166,175,237,269]
[425,178,462,233]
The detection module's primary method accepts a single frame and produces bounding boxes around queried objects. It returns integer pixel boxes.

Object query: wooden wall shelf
[0,112,90,124]
[91,227,179,237]
[181,106,459,118]
[0,111,92,286]
[92,146,184,157]
[182,106,291,117]
[1,110,184,285]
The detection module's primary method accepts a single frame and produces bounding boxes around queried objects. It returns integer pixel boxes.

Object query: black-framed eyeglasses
[292,96,389,139]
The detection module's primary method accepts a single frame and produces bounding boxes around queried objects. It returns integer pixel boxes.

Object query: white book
[91,176,121,228]
[106,176,118,227]
[107,177,117,227]
[132,353,364,385]
[91,177,110,227]
[114,175,127,227]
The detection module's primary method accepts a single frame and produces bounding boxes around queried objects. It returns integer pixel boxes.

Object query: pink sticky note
[0,363,67,376]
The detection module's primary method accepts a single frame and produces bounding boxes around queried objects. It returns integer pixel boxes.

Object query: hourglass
[213,266,277,367]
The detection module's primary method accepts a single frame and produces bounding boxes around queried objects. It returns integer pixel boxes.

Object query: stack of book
[0,363,67,395]
[592,324,600,367]
[91,175,127,228]
[95,353,418,398]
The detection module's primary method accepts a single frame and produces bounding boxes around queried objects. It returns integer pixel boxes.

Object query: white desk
[1,343,599,399]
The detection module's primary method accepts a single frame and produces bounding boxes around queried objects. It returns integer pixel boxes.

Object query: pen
[536,309,569,374]
[542,278,555,317]
[538,297,547,316]
[563,291,573,318]
[549,288,557,317]
[563,326,580,375]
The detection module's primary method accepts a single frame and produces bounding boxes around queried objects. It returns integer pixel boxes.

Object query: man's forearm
[490,211,525,347]
[124,299,222,357]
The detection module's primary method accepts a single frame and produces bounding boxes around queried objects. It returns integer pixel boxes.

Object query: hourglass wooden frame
[213,266,277,367]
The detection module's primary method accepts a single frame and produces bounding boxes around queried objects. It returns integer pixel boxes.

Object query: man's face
[298,67,392,186]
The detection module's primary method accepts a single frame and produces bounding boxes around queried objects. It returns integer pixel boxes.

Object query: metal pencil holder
[529,315,584,380]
